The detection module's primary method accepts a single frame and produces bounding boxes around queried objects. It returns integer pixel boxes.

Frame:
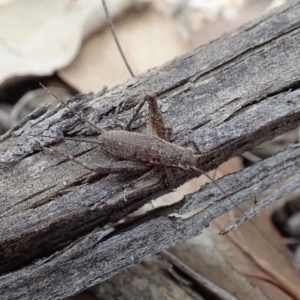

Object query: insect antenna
[26,134,100,145]
[101,0,135,77]
[39,83,105,134]
[43,146,98,173]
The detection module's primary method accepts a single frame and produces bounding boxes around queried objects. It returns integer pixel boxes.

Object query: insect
[40,85,213,190]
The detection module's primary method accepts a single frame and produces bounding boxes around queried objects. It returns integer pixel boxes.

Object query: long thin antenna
[44,146,98,173]
[27,134,101,145]
[39,83,105,134]
[101,0,135,77]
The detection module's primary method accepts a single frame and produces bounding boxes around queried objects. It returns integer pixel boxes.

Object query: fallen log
[1,1,300,299]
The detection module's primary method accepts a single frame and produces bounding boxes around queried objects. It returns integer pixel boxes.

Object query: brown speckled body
[98,131,198,170]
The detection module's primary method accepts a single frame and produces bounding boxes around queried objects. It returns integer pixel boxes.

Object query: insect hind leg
[124,94,170,141]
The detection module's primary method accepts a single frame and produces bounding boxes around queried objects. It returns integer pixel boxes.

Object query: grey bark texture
[1,1,300,299]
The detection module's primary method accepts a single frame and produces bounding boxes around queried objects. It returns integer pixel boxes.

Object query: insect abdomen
[99,131,197,170]
[99,131,153,162]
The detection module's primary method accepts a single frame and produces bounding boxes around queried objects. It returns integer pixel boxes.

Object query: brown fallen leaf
[0,0,135,85]
[58,3,190,92]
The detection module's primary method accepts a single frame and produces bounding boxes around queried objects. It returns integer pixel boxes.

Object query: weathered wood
[1,145,300,299]
[1,1,300,299]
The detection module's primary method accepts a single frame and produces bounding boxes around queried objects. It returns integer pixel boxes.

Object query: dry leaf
[58,4,190,92]
[0,0,135,85]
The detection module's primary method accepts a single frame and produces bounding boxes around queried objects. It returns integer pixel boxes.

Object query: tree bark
[1,1,300,299]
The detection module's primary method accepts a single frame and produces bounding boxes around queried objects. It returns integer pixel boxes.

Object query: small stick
[161,250,237,300]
